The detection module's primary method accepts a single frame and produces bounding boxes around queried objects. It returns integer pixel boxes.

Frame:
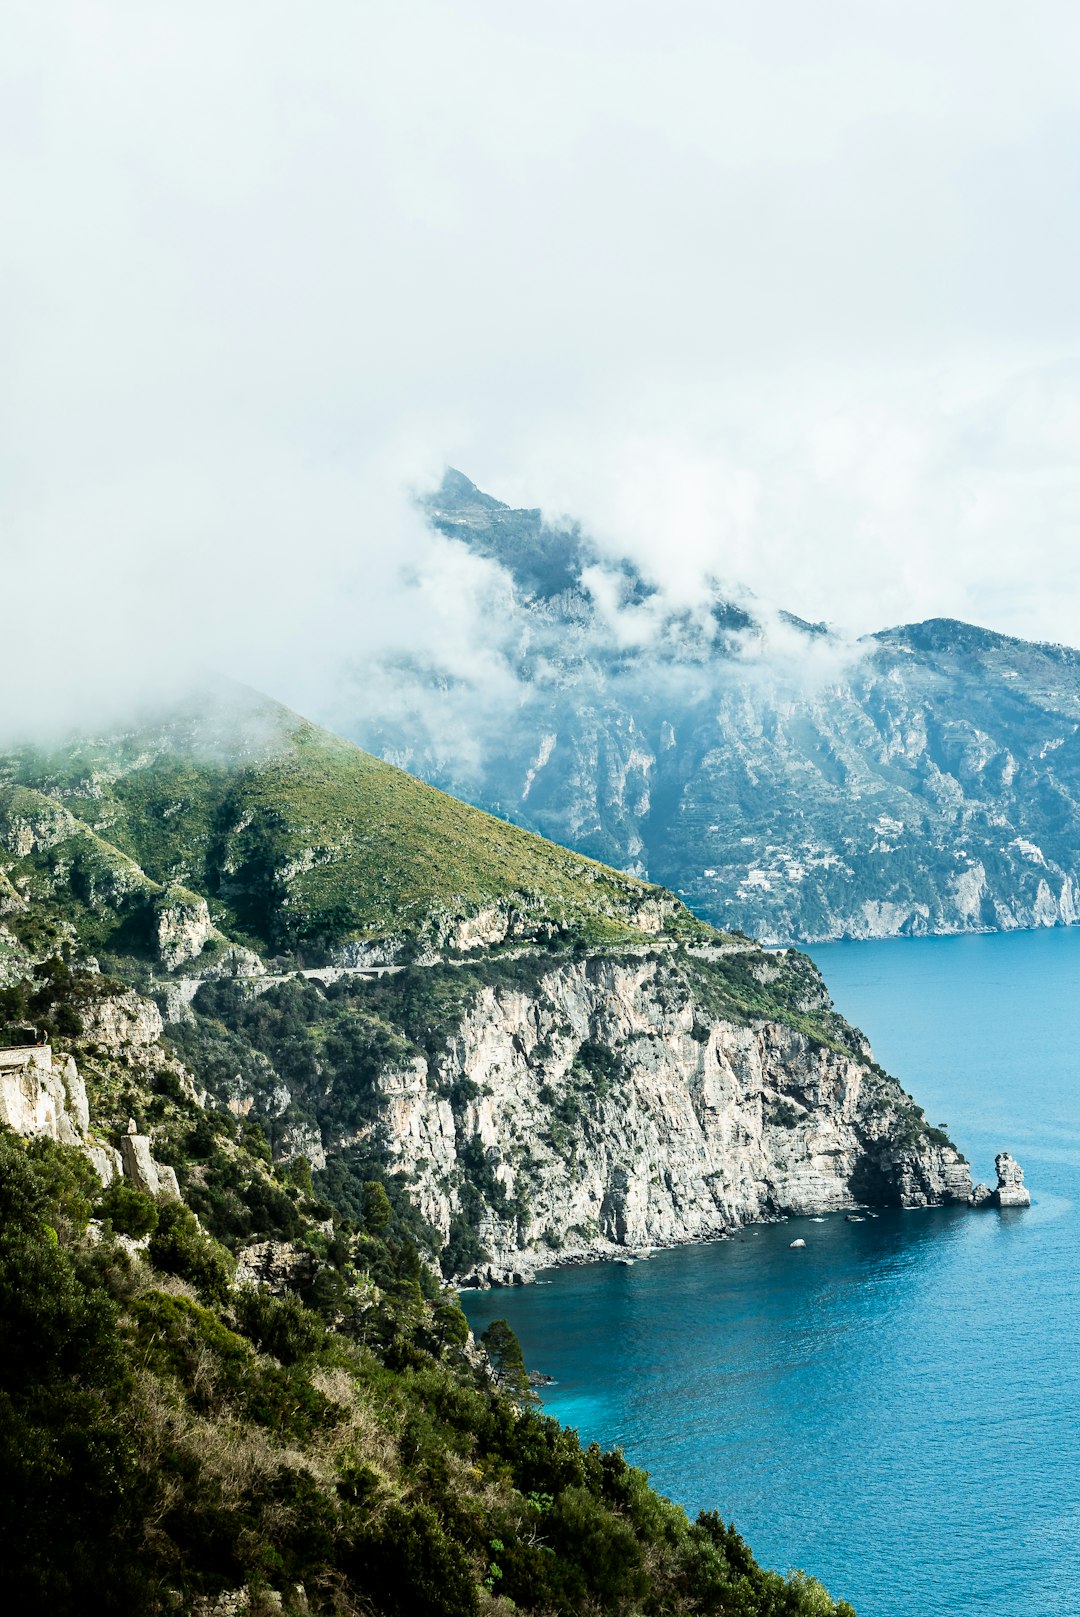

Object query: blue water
[461,929,1080,1617]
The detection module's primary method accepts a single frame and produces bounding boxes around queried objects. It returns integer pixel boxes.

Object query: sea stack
[972,1152,1031,1209]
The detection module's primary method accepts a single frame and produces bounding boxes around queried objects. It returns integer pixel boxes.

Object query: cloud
[508,359,1080,647]
[2,1,1080,742]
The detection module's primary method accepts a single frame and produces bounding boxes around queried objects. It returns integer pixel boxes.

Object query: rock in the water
[789,1238,806,1248]
[990,1151,1031,1208]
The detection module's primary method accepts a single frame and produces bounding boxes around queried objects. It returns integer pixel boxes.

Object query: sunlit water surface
[461,929,1080,1617]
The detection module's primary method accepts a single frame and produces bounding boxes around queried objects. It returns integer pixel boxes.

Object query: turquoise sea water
[460,929,1080,1617]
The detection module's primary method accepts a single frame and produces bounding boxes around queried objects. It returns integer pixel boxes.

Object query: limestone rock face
[119,1131,181,1199]
[276,1120,327,1171]
[990,1151,1031,1208]
[0,1037,181,1193]
[155,888,217,970]
[82,990,164,1050]
[0,1046,88,1147]
[327,952,973,1279]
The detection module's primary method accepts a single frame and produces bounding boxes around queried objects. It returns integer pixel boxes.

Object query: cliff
[365,948,971,1280]
[189,942,973,1282]
[0,1029,180,1198]
[0,691,972,1284]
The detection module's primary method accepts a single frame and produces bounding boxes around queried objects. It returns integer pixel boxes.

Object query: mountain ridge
[343,469,1080,943]
[0,683,695,973]
[0,681,973,1611]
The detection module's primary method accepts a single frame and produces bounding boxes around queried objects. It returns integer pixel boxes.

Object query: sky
[4,1,1080,732]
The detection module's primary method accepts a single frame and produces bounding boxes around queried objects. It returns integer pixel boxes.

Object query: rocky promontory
[217,943,975,1283]
[972,1151,1032,1209]
[0,689,981,1288]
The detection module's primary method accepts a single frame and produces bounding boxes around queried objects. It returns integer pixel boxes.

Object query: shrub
[232,1285,325,1364]
[19,1136,100,1235]
[148,1201,234,1302]
[95,1178,159,1239]
[346,1503,479,1617]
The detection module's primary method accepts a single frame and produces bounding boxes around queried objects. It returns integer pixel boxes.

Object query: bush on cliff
[0,1125,857,1617]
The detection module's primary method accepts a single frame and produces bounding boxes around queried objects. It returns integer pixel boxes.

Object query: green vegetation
[0,690,893,1612]
[671,948,870,1059]
[480,1317,532,1400]
[0,687,684,963]
[0,1123,856,1617]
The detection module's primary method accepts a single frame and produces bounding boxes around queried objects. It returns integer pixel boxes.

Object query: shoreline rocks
[972,1151,1031,1209]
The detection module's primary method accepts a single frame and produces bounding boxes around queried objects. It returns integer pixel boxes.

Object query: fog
[4,1,1080,738]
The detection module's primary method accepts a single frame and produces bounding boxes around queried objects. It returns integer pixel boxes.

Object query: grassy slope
[0,686,703,961]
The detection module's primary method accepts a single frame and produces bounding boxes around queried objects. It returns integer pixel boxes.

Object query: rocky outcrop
[324,951,972,1279]
[0,1040,181,1193]
[234,1239,317,1292]
[973,1151,1031,1208]
[78,986,205,1104]
[82,989,164,1049]
[155,887,218,970]
[0,1044,89,1147]
[119,1122,181,1199]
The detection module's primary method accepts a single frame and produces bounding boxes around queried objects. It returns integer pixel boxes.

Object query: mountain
[0,683,971,1282]
[0,683,683,969]
[0,683,956,1609]
[0,970,858,1616]
[356,469,1080,943]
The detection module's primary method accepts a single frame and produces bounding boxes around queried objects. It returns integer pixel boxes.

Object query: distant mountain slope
[357,470,1080,943]
[0,685,692,972]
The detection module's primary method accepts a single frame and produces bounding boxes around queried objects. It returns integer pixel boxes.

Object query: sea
[460,927,1080,1617]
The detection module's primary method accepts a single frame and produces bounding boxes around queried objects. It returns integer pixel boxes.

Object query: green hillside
[0,685,705,969]
[0,688,858,1615]
[0,1077,854,1617]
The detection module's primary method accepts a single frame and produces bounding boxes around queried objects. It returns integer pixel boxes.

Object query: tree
[362,1179,392,1234]
[431,1300,470,1351]
[481,1318,533,1401]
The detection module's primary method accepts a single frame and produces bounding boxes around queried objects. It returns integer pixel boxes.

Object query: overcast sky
[4,1,1080,730]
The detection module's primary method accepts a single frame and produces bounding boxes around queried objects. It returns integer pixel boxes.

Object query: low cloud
[3,4,1080,751]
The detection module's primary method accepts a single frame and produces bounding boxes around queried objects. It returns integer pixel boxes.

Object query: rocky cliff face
[353,471,1080,944]
[0,906,974,1281]
[0,1043,90,1148]
[285,947,972,1280]
[0,680,980,1280]
[0,1037,179,1195]
[972,1151,1031,1209]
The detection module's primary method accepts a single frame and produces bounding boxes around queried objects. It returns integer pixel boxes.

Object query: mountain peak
[422,470,587,600]
[432,466,511,514]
